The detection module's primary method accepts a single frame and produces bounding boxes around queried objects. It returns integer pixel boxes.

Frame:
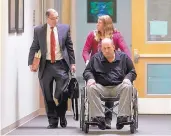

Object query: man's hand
[29,65,37,72]
[87,79,96,86]
[123,79,132,85]
[71,64,76,73]
[86,60,89,66]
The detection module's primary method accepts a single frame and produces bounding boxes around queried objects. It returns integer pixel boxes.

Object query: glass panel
[147,64,171,94]
[147,0,171,41]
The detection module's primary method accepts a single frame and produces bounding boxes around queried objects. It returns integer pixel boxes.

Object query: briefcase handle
[71,72,76,78]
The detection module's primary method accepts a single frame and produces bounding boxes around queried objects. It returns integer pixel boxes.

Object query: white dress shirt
[46,24,63,60]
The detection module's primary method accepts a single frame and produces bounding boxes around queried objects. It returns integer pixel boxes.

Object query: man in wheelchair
[83,38,137,130]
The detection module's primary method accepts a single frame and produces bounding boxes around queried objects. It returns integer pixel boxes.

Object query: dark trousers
[39,59,69,124]
[105,101,114,120]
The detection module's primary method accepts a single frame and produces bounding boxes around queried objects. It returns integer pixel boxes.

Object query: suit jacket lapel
[57,24,63,48]
[40,24,47,55]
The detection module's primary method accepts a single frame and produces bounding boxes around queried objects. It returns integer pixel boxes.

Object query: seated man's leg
[87,84,109,130]
[113,83,133,129]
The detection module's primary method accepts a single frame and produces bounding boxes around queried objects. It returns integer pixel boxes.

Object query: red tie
[50,27,56,63]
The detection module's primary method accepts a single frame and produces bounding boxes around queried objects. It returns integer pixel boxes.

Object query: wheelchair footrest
[85,121,99,126]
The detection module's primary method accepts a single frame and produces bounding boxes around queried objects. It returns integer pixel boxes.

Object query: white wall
[1,0,39,129]
[0,0,2,130]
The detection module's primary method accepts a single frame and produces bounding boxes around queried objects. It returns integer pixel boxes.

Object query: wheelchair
[80,84,138,134]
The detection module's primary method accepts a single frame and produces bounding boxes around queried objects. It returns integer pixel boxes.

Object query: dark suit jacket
[28,24,75,79]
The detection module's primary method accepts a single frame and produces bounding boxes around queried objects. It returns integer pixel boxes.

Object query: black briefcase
[68,75,79,121]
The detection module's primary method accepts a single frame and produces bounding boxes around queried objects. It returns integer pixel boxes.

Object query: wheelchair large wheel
[83,90,89,134]
[80,88,85,131]
[83,123,89,133]
[130,121,135,134]
[130,90,138,134]
[80,104,83,130]
[83,107,89,133]
[134,95,138,129]
[133,91,138,129]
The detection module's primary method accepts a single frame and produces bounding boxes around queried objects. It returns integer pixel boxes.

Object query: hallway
[1,0,171,135]
[6,115,171,135]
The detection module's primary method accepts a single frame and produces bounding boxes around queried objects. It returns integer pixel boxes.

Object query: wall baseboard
[1,110,39,135]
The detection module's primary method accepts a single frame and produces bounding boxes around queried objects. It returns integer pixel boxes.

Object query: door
[132,0,171,114]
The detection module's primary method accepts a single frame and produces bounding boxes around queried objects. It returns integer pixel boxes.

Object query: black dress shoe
[105,118,111,129]
[47,123,58,129]
[116,123,124,130]
[90,117,97,127]
[60,116,67,128]
[94,116,106,130]
[116,116,128,130]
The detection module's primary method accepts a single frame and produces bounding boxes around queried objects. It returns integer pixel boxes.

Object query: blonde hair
[95,15,114,42]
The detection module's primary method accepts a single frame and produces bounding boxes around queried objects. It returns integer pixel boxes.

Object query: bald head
[101,38,115,60]
[46,9,58,18]
[101,38,114,46]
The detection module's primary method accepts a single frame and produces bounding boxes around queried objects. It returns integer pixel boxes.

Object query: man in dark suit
[28,9,76,129]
